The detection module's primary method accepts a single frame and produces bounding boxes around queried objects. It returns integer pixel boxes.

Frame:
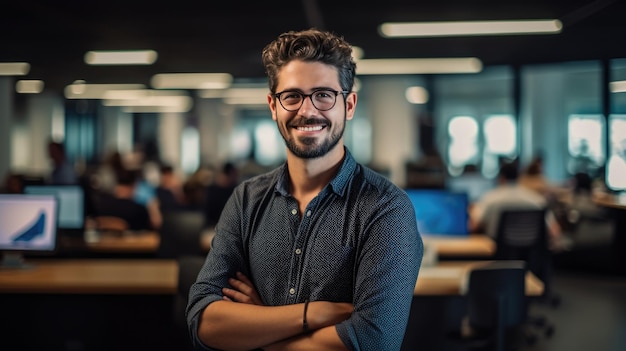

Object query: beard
[278,113,346,159]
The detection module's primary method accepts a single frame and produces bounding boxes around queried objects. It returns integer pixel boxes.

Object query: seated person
[469,162,564,251]
[93,169,152,231]
[203,162,239,228]
[155,164,187,213]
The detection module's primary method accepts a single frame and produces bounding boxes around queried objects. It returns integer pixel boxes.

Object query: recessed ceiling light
[356,58,482,75]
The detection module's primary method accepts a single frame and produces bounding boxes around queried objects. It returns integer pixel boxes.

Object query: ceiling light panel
[84,50,158,65]
[380,19,562,37]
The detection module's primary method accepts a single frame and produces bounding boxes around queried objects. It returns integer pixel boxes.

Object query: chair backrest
[494,208,555,298]
[173,255,206,350]
[157,210,205,259]
[467,260,527,351]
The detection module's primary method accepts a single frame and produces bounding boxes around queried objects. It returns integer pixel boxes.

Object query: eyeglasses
[274,89,350,112]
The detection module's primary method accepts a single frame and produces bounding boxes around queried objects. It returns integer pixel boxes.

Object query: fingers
[222,272,263,305]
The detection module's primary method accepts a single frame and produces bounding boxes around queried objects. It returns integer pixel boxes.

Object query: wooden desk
[414,260,544,296]
[423,234,495,258]
[85,231,160,253]
[63,230,493,261]
[1,259,540,298]
[0,259,177,294]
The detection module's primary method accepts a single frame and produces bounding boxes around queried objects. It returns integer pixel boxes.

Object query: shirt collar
[274,147,357,197]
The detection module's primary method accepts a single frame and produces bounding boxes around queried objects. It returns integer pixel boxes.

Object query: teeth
[297,126,323,131]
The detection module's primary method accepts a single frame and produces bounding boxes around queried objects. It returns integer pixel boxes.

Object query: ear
[268,93,278,121]
[345,92,357,121]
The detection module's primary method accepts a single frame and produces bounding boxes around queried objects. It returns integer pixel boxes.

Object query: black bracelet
[303,300,310,333]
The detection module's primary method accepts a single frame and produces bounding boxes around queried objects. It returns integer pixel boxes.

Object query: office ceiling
[1,0,625,94]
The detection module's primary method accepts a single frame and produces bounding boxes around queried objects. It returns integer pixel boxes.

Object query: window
[607,115,626,190]
[447,116,479,175]
[567,114,605,175]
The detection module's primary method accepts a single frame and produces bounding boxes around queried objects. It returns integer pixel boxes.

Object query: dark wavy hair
[261,28,356,94]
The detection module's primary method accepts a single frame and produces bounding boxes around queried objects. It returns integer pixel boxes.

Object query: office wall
[0,77,11,181]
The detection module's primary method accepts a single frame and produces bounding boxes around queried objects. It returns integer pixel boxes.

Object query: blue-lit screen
[405,189,469,236]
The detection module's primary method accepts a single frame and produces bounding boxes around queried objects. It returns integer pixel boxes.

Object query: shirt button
[291,208,298,215]
[295,248,302,255]
[306,210,311,217]
[289,288,296,295]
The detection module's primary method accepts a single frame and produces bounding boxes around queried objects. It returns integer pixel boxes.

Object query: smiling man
[186,28,423,351]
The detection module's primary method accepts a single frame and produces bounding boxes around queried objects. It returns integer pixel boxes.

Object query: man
[187,29,423,351]
[469,161,563,250]
[47,140,78,185]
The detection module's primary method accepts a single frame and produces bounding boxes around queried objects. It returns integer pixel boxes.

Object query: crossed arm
[197,272,354,351]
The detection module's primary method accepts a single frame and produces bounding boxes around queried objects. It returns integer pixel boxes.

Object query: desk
[0,259,177,294]
[64,230,494,260]
[0,259,540,297]
[423,234,495,258]
[414,260,544,296]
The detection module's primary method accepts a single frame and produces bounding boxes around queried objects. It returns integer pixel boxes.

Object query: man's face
[268,60,356,159]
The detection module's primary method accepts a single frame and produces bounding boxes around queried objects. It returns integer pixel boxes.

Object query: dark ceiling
[1,0,625,94]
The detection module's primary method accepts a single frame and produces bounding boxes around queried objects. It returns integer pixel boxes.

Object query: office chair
[173,255,206,351]
[493,208,558,340]
[157,210,205,259]
[448,260,528,351]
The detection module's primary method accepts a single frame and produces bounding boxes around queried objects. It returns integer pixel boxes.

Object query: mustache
[288,118,329,128]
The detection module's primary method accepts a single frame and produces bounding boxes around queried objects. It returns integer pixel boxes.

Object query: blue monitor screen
[405,189,469,236]
[24,185,84,230]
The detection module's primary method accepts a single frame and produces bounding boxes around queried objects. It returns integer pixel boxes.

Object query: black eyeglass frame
[273,89,351,112]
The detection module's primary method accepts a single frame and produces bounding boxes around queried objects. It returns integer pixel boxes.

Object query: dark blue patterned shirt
[187,148,423,351]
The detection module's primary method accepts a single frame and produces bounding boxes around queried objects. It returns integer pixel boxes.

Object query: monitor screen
[24,185,85,230]
[0,194,58,254]
[405,189,469,236]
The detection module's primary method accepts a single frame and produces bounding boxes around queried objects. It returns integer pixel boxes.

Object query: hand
[222,271,264,305]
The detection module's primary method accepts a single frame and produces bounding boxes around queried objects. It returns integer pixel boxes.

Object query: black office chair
[173,255,206,351]
[448,260,528,351]
[157,210,205,259]
[493,208,558,340]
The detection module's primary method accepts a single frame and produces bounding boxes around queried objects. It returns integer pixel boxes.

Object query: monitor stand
[0,252,34,270]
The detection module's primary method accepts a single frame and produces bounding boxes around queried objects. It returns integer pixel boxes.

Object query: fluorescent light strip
[64,83,146,99]
[380,19,562,37]
[198,87,268,102]
[84,50,158,65]
[610,80,626,93]
[151,73,233,89]
[356,58,482,75]
[16,80,44,94]
[0,62,30,75]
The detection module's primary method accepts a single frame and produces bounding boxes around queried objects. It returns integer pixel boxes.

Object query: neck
[286,145,345,213]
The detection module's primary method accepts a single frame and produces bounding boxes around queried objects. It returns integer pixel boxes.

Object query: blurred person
[187,28,423,351]
[469,161,565,251]
[93,168,152,231]
[203,161,240,228]
[47,140,78,185]
[155,164,187,213]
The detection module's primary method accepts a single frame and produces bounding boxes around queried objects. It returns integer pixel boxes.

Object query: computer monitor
[0,194,58,269]
[23,185,85,236]
[405,189,470,236]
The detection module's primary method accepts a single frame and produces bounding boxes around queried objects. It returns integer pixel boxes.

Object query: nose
[298,95,317,115]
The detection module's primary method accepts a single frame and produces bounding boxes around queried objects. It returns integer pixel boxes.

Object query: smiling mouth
[295,125,325,132]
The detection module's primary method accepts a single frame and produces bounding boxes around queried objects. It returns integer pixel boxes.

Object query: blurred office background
[1,0,626,193]
[2,2,626,350]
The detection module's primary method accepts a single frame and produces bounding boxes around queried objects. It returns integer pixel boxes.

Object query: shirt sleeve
[335,191,423,351]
